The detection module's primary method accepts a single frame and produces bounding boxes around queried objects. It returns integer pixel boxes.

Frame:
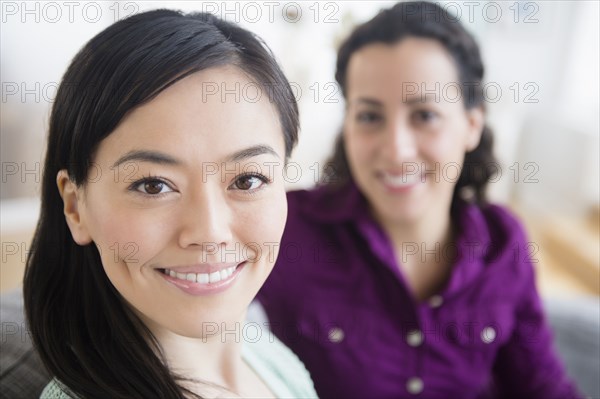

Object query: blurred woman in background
[258,2,582,398]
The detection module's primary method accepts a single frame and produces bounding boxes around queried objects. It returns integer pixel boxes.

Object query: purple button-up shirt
[257,183,582,399]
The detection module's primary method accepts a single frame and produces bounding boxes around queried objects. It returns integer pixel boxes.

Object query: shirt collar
[304,181,488,229]
[443,202,493,295]
[297,181,369,223]
[297,180,492,261]
[296,180,495,296]
[454,201,493,258]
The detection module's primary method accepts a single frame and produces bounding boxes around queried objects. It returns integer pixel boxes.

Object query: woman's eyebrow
[404,96,437,105]
[112,145,280,169]
[226,144,280,162]
[354,98,382,107]
[112,150,179,168]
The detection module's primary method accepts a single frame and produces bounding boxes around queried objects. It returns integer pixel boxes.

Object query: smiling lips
[159,262,246,295]
[162,265,238,284]
[378,171,424,192]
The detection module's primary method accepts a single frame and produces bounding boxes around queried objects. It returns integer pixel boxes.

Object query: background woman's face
[343,38,483,225]
[72,67,287,339]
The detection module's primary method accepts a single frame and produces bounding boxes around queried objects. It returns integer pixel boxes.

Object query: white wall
[1,1,598,224]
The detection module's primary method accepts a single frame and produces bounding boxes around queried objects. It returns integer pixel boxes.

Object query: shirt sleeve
[40,379,77,399]
[491,238,583,398]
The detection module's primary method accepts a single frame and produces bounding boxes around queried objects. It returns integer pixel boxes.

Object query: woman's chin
[370,196,427,226]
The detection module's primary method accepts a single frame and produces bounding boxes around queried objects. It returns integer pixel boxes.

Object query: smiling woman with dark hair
[23,9,316,399]
[258,2,583,398]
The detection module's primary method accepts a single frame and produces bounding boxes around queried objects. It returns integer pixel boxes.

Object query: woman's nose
[382,120,418,162]
[177,187,233,251]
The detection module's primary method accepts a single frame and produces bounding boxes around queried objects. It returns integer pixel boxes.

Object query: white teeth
[209,271,221,283]
[381,172,421,187]
[164,266,239,285]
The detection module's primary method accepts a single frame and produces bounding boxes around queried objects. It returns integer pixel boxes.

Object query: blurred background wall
[1,1,599,296]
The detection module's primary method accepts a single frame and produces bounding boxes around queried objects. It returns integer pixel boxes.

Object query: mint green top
[40,330,317,398]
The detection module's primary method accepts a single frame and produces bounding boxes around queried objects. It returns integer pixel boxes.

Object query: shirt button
[406,330,424,347]
[328,327,344,343]
[481,326,496,344]
[406,377,424,394]
[428,295,444,308]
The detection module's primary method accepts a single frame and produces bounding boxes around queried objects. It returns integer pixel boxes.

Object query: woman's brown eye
[235,176,254,190]
[144,181,164,194]
[357,111,382,124]
[232,174,266,191]
[415,110,437,122]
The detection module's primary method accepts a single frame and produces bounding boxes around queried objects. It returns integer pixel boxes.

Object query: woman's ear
[465,106,485,152]
[57,170,92,245]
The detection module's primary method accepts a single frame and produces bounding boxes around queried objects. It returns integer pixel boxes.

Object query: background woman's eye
[233,174,266,191]
[356,111,382,124]
[414,110,437,123]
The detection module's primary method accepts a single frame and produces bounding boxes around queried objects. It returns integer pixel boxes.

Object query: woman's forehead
[92,67,285,167]
[346,39,460,99]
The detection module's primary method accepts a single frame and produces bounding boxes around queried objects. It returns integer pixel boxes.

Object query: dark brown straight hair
[23,9,298,399]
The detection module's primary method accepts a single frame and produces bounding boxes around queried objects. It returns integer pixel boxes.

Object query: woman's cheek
[426,132,461,162]
[271,188,289,238]
[349,133,378,167]
[270,192,288,265]
[93,212,167,269]
[245,190,287,265]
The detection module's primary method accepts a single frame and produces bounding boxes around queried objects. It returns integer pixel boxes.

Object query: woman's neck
[378,204,452,255]
[375,205,455,301]
[142,313,248,396]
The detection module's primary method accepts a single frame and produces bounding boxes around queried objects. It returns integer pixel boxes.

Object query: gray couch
[0,290,49,399]
[1,290,598,398]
